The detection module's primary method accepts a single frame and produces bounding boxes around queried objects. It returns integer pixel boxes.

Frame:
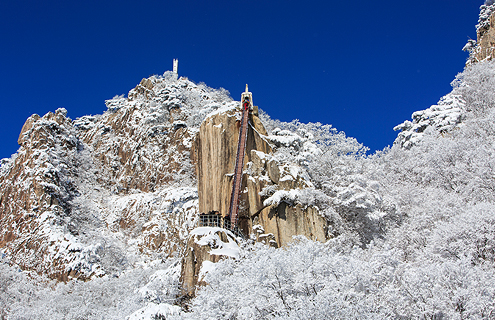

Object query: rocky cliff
[0,73,230,280]
[194,106,271,227]
[465,2,495,63]
[194,106,328,247]
[0,108,82,280]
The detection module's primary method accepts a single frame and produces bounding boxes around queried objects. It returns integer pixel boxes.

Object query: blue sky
[0,1,482,159]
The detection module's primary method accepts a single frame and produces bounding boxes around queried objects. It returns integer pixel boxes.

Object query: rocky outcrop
[75,76,198,194]
[476,5,495,62]
[254,204,327,247]
[465,4,495,63]
[245,149,328,246]
[0,108,82,280]
[195,107,329,247]
[1,69,329,283]
[180,227,240,297]
[393,92,465,149]
[182,106,330,296]
[194,106,272,223]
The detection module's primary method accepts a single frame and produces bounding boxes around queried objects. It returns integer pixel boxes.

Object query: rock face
[194,107,272,224]
[254,204,327,247]
[76,77,197,194]
[246,148,328,247]
[0,69,329,283]
[179,103,330,295]
[0,108,82,280]
[195,107,329,247]
[476,5,495,62]
[465,4,495,63]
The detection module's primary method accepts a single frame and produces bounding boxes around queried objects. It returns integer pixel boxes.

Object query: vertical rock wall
[194,107,271,219]
[476,10,495,62]
[254,204,327,247]
[194,107,329,247]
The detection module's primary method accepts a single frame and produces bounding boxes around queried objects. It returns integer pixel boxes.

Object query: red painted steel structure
[228,88,252,227]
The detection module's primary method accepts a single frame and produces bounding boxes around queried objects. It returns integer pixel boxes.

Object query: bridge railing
[197,212,245,239]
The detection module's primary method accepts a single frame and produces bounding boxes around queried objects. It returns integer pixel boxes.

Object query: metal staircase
[228,85,252,228]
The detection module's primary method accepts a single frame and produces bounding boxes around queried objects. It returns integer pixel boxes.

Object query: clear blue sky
[0,0,482,159]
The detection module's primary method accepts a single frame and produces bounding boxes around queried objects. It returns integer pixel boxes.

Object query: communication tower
[173,59,178,74]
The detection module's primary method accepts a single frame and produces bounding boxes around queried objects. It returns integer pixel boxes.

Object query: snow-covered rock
[0,72,231,280]
[180,227,240,296]
[465,2,495,64]
[393,92,465,149]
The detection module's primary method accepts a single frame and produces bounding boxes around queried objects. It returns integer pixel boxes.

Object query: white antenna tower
[173,59,178,74]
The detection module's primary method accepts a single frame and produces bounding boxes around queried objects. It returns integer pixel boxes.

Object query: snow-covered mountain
[0,73,233,280]
[2,3,495,319]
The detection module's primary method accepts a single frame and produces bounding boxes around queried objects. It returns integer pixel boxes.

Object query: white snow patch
[191,227,240,259]
[264,189,301,207]
[127,303,181,320]
[199,260,216,280]
[204,102,238,119]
